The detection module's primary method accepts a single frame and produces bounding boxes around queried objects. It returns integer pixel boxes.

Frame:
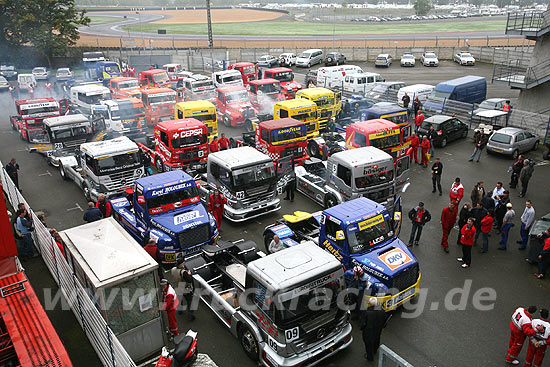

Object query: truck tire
[308,141,320,158]
[83,185,92,202]
[10,118,16,131]
[264,233,274,254]
[223,114,231,127]
[324,194,337,208]
[245,120,254,133]
[239,326,259,362]
[59,164,68,180]
[155,158,164,173]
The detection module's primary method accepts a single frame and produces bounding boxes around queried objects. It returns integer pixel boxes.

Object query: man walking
[410,132,420,164]
[499,203,515,250]
[431,157,443,195]
[457,218,475,268]
[420,136,430,167]
[519,159,534,198]
[360,298,386,362]
[440,201,457,253]
[506,305,537,365]
[518,200,535,250]
[524,309,550,367]
[5,158,20,190]
[510,155,524,189]
[83,202,103,223]
[408,202,431,247]
[449,177,464,205]
[208,189,226,230]
[479,210,494,253]
[469,129,488,162]
[160,279,179,337]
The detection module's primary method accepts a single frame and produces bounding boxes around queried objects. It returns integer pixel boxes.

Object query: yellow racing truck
[175,100,218,142]
[296,87,341,132]
[273,99,319,139]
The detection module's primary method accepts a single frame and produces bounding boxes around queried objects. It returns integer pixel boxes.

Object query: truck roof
[71,84,110,94]
[176,100,216,110]
[111,77,137,83]
[80,136,138,157]
[324,197,387,227]
[156,118,205,132]
[247,241,341,292]
[249,78,279,86]
[218,85,246,93]
[297,87,334,98]
[331,146,393,166]
[260,117,304,130]
[15,97,56,106]
[365,104,407,115]
[265,67,292,73]
[141,87,175,95]
[276,98,316,110]
[231,62,255,68]
[351,119,399,134]
[43,114,89,128]
[209,146,271,169]
[141,68,165,75]
[135,170,193,192]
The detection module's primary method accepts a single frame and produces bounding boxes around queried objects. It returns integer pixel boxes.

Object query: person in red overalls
[208,189,226,229]
[209,136,219,153]
[449,177,464,204]
[414,110,424,132]
[160,279,179,336]
[45,81,54,96]
[218,133,230,150]
[410,132,420,164]
[506,305,537,365]
[457,217,475,268]
[525,309,550,367]
[440,201,457,253]
[128,66,136,78]
[420,136,430,167]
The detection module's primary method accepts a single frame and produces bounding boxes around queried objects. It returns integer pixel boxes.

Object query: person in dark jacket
[510,155,524,189]
[402,92,410,108]
[495,190,511,230]
[519,159,534,198]
[360,297,387,361]
[535,229,550,279]
[470,181,485,207]
[481,193,494,211]
[470,202,487,247]
[408,202,431,246]
[172,261,197,321]
[431,158,443,195]
[469,130,488,162]
[96,194,112,218]
[426,125,437,156]
[5,158,20,190]
[83,202,103,223]
[456,203,472,245]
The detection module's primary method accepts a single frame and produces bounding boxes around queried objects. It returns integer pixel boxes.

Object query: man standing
[160,279,179,337]
[95,194,112,218]
[360,298,386,362]
[143,239,160,264]
[208,189,226,230]
[503,100,512,125]
[407,202,431,247]
[470,181,486,207]
[431,157,443,195]
[449,177,464,204]
[172,262,196,321]
[5,158,20,190]
[209,136,219,153]
[413,96,421,117]
[401,92,410,109]
[440,201,457,253]
[420,136,430,167]
[535,229,550,279]
[218,133,230,150]
[16,208,35,260]
[525,309,550,367]
[480,210,494,253]
[349,266,369,319]
[268,235,285,253]
[518,200,535,250]
[510,155,524,189]
[519,159,534,198]
[492,182,506,207]
[470,202,487,247]
[426,125,436,156]
[410,132,420,164]
[414,110,424,132]
[83,202,103,223]
[457,218,475,268]
[469,129,488,162]
[506,305,537,365]
[499,203,515,250]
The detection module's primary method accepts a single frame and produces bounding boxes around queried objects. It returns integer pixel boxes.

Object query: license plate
[385,287,416,308]
[492,148,502,152]
[165,253,176,262]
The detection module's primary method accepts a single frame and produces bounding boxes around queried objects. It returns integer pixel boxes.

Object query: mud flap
[392,196,403,236]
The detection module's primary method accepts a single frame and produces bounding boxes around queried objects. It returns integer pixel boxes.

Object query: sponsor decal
[351,259,390,281]
[172,128,203,139]
[322,239,343,261]
[150,181,194,197]
[369,129,400,140]
[378,248,413,271]
[276,126,301,135]
[292,272,335,297]
[173,210,204,225]
[358,214,384,231]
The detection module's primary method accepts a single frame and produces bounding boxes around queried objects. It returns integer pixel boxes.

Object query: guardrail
[505,9,550,37]
[379,344,414,367]
[492,58,550,89]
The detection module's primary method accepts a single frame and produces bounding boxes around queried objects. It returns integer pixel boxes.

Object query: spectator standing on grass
[535,229,550,279]
[5,158,20,190]
[83,202,102,223]
[457,218,475,268]
[470,181,485,207]
[420,136,430,167]
[510,155,524,189]
[519,159,534,198]
[449,177,464,205]
[456,203,471,245]
[431,157,443,195]
[407,202,431,247]
[440,201,457,253]
[469,129,488,162]
[518,200,535,250]
[479,210,494,253]
[410,132,420,164]
[499,203,515,250]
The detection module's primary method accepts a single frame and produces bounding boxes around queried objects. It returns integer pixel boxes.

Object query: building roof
[80,136,138,157]
[259,117,304,130]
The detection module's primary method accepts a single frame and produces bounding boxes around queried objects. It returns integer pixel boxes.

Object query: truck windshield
[355,169,394,188]
[147,186,200,214]
[21,105,58,116]
[429,90,451,100]
[148,93,176,105]
[270,125,306,144]
[51,125,89,140]
[313,97,334,107]
[383,113,408,126]
[95,151,141,174]
[347,214,393,254]
[291,111,315,121]
[192,81,214,91]
[104,64,120,75]
[273,72,293,83]
[112,106,144,119]
[223,75,242,83]
[258,83,280,94]
[243,66,256,75]
[370,133,401,150]
[232,162,275,189]
[118,80,139,90]
[190,113,216,122]
[172,133,207,148]
[153,73,169,83]
[225,90,249,103]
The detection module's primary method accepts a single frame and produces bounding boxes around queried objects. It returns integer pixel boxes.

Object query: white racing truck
[177,74,216,101]
[57,136,144,201]
[212,69,244,89]
[69,84,112,115]
[186,240,352,367]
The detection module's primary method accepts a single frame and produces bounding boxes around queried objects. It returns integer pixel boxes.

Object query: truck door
[396,155,410,189]
[392,196,403,236]
[59,99,69,115]
[320,214,347,264]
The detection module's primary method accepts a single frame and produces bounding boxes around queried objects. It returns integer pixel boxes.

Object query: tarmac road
[1,62,549,366]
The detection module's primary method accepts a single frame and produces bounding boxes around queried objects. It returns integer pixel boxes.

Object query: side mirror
[401,182,410,193]
[137,195,145,204]
[394,211,402,221]
[336,230,345,241]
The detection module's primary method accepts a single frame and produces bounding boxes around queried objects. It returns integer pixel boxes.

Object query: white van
[316,65,364,88]
[397,84,434,106]
[296,49,324,68]
[339,72,384,94]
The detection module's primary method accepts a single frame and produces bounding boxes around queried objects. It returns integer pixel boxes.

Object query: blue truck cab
[424,75,487,112]
[110,170,218,264]
[264,197,420,311]
[85,61,121,85]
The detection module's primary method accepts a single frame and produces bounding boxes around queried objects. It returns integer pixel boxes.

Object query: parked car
[473,98,507,115]
[296,49,323,68]
[366,82,406,101]
[32,67,49,80]
[486,127,539,159]
[55,68,72,82]
[454,51,476,66]
[257,55,278,68]
[325,52,346,66]
[374,54,392,67]
[0,76,9,91]
[400,53,416,67]
[279,53,296,67]
[420,52,439,66]
[0,65,18,80]
[418,115,469,147]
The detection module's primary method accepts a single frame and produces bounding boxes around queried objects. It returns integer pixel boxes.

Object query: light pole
[136,11,145,50]
[206,0,213,48]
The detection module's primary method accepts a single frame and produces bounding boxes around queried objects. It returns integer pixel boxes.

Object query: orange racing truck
[10,97,69,142]
[263,67,302,100]
[141,87,177,127]
[109,77,142,99]
[228,62,259,86]
[138,69,171,89]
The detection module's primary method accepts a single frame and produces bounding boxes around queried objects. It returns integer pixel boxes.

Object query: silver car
[486,127,539,159]
[0,76,9,90]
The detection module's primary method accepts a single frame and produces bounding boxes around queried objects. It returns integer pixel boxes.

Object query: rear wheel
[223,114,231,127]
[239,327,259,362]
[308,141,320,158]
[155,158,164,173]
[440,137,447,148]
[59,164,68,180]
[533,140,539,151]
[512,149,519,160]
[83,185,92,201]
[325,194,337,208]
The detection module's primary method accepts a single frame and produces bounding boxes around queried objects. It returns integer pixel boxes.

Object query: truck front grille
[281,146,300,159]
[241,184,274,206]
[295,310,344,349]
[363,187,392,202]
[178,223,210,248]
[179,150,200,162]
[306,123,316,133]
[103,170,138,191]
[320,111,332,119]
[391,264,419,293]
[64,138,86,148]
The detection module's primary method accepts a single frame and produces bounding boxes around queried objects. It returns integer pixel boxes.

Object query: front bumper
[224,198,281,222]
[374,273,421,312]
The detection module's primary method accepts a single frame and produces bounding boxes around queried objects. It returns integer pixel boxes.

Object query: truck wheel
[307,62,311,68]
[83,185,92,201]
[264,233,274,254]
[223,115,231,127]
[308,141,320,158]
[324,194,337,208]
[155,158,164,173]
[245,120,254,133]
[10,118,16,131]
[239,327,259,362]
[59,165,68,180]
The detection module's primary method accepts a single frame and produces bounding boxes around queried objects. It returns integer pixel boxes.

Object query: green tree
[414,0,432,16]
[0,0,89,66]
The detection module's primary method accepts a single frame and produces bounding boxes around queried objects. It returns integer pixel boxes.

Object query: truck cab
[216,86,259,130]
[179,74,216,101]
[189,240,352,366]
[248,79,282,115]
[360,105,412,143]
[109,77,142,99]
[90,61,121,84]
[162,63,185,81]
[141,88,177,127]
[264,197,420,311]
[296,87,342,132]
[139,118,209,173]
[273,99,319,139]
[198,146,281,222]
[228,62,259,86]
[253,118,308,164]
[138,69,171,89]
[69,84,112,115]
[175,100,218,142]
[212,70,244,89]
[10,98,69,142]
[110,170,218,264]
[263,67,302,100]
[90,98,147,139]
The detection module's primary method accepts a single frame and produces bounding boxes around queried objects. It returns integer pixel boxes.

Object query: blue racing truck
[263,197,420,311]
[110,170,218,265]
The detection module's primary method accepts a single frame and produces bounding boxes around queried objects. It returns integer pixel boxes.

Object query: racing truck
[263,67,302,100]
[272,99,319,140]
[248,79,283,116]
[141,88,177,127]
[138,69,171,89]
[264,197,420,311]
[90,98,147,139]
[138,118,209,174]
[196,146,281,222]
[296,87,341,132]
[212,69,244,89]
[109,77,142,99]
[175,100,218,143]
[187,240,352,366]
[216,86,259,129]
[10,98,69,142]
[228,62,259,86]
[110,170,218,264]
[69,84,112,115]
[57,136,145,201]
[177,74,216,101]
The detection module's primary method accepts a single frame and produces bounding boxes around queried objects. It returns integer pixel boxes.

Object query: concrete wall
[518,33,550,112]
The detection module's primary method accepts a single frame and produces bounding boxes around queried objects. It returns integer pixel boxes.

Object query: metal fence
[0,161,137,367]
[378,344,414,367]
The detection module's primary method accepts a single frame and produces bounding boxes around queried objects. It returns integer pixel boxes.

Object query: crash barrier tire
[239,326,260,362]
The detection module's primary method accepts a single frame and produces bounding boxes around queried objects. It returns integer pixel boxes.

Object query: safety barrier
[0,161,137,367]
[378,344,414,367]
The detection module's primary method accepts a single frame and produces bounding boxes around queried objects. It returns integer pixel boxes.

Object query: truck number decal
[285,327,299,342]
[268,336,279,352]
[54,142,63,149]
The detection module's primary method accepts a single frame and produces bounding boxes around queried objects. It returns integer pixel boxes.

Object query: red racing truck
[263,67,302,100]
[248,78,283,115]
[139,118,209,173]
[138,69,171,89]
[10,98,69,142]
[215,85,259,128]
[228,62,259,86]
[141,88,177,127]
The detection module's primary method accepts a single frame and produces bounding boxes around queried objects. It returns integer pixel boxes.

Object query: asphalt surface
[1,62,549,367]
